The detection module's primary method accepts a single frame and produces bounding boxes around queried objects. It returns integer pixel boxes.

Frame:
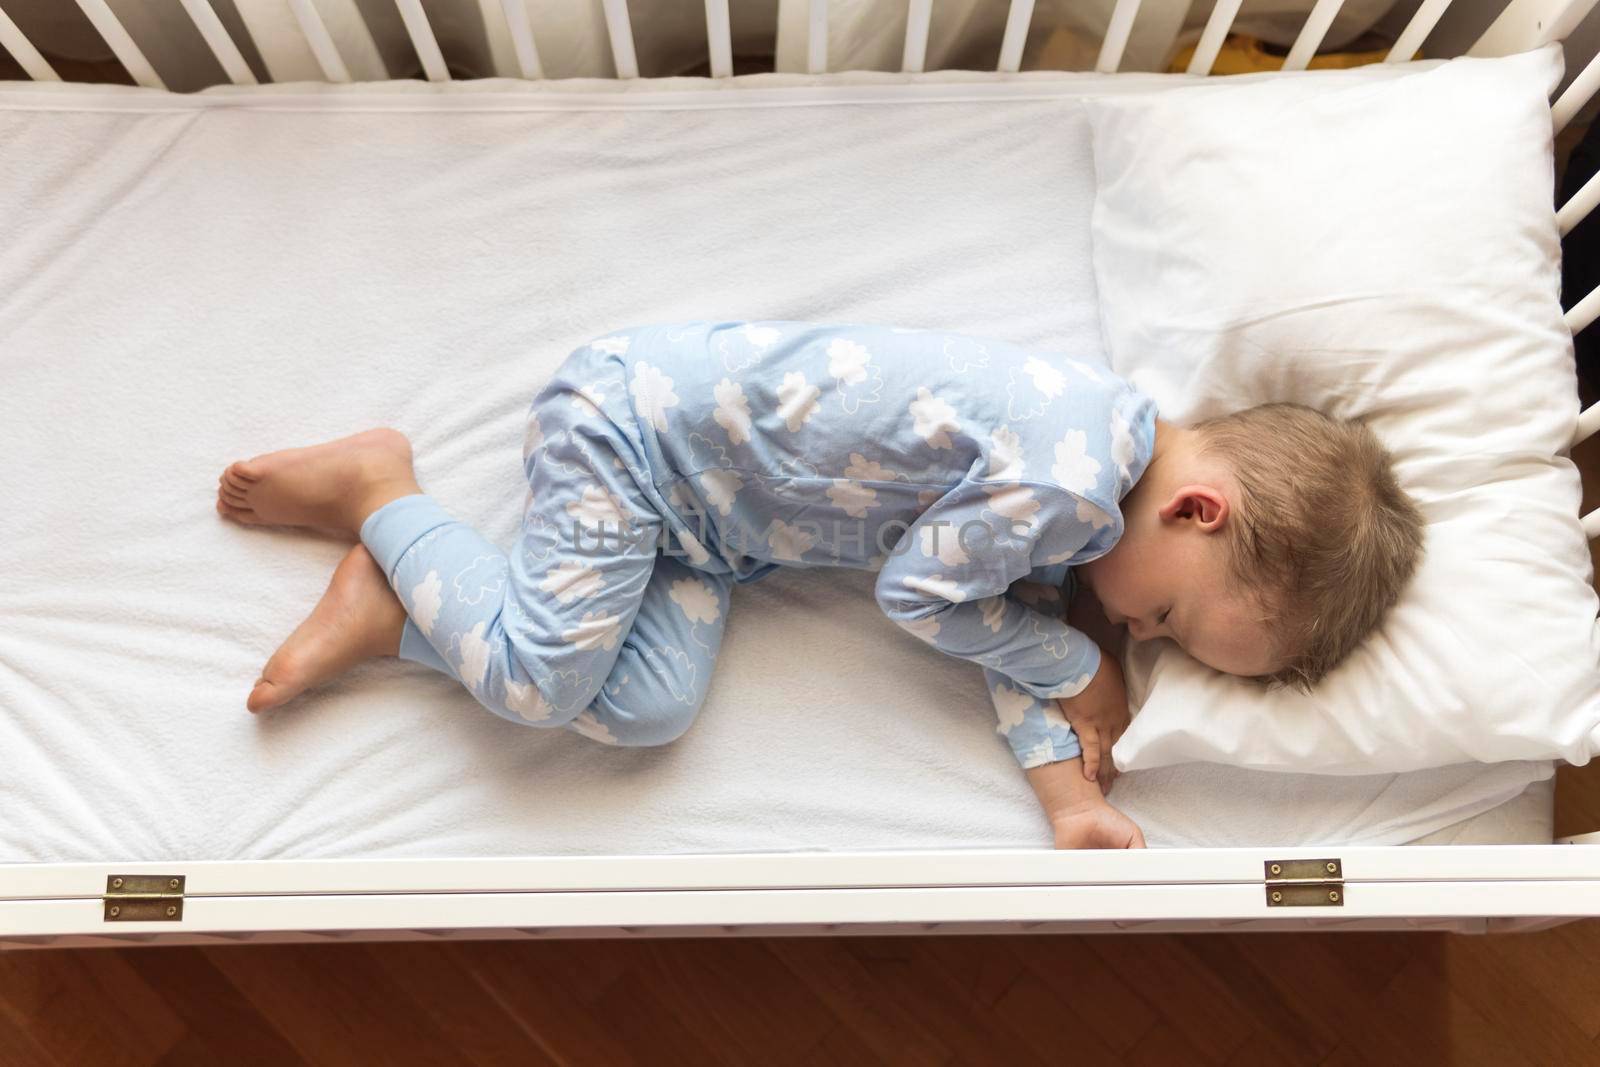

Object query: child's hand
[1054,655,1130,789]
[1025,756,1147,849]
[1051,799,1147,850]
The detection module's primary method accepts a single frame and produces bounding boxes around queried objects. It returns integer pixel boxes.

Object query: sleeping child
[215,320,1424,849]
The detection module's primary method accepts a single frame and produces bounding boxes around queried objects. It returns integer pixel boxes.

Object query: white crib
[2,0,1600,948]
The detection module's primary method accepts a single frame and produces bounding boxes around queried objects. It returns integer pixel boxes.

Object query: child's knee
[578,683,703,748]
[466,667,598,732]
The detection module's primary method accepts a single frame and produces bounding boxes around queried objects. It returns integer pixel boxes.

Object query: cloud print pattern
[359,320,1157,768]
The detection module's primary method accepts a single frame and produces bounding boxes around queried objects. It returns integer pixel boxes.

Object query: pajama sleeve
[872,478,1104,770]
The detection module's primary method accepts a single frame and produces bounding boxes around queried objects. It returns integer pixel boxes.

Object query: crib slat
[1282,0,1346,71]
[223,3,278,82]
[394,0,449,81]
[600,0,638,79]
[1187,0,1243,75]
[0,3,59,81]
[497,0,543,78]
[807,0,827,73]
[1582,505,1600,538]
[1095,0,1142,73]
[996,0,1036,73]
[287,0,351,82]
[1553,48,1600,132]
[1558,171,1600,236]
[1577,404,1600,449]
[1565,284,1600,336]
[1471,0,1600,56]
[1384,0,1451,62]
[73,0,164,88]
[903,0,932,73]
[705,0,732,77]
[178,0,258,85]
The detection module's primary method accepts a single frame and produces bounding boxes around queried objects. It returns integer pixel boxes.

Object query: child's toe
[246,678,280,713]
[217,498,262,525]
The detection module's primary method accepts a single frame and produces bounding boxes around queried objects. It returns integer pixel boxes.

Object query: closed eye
[1157,607,1171,625]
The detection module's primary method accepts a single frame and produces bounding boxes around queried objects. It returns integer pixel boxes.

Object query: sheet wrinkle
[0,111,202,335]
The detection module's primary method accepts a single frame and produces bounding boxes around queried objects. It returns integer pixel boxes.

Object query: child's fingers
[1080,727,1101,781]
[1100,759,1118,794]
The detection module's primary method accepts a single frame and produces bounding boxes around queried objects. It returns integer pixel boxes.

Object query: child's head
[1078,402,1424,689]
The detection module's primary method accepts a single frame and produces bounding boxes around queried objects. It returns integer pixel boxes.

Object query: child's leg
[221,419,662,725]
[374,544,731,745]
[243,541,410,712]
[222,336,729,740]
[570,554,734,746]
[363,416,665,728]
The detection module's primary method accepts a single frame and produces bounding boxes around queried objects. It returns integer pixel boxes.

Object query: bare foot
[217,427,420,538]
[248,543,408,713]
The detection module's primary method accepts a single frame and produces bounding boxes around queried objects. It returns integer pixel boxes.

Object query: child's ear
[1158,484,1229,532]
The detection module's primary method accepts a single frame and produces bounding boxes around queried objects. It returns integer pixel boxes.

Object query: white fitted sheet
[0,70,1553,862]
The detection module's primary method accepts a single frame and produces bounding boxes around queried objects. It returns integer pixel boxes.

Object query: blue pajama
[360,320,1157,767]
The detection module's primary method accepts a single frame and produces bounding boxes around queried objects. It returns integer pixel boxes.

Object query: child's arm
[983,650,1145,846]
[1026,757,1147,849]
[874,479,1104,704]
[1053,583,1133,785]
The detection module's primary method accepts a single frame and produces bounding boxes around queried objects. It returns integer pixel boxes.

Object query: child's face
[1079,500,1280,679]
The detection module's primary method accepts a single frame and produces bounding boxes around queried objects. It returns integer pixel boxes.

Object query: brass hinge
[103,875,186,922]
[1264,858,1344,908]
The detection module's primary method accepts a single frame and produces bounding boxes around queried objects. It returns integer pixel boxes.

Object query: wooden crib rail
[1186,0,1245,75]
[0,2,52,80]
[65,0,163,87]
[286,0,351,82]
[395,0,449,81]
[177,0,255,84]
[4,844,1599,945]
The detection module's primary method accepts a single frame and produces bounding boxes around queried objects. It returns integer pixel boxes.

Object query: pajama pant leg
[379,533,733,747]
[359,352,732,747]
[583,554,733,746]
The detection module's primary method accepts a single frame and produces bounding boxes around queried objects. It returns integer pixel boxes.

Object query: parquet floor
[2,917,1599,1065]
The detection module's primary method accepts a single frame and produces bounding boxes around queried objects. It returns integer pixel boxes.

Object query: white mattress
[0,70,1553,862]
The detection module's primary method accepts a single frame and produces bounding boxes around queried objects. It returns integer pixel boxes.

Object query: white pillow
[1086,45,1600,774]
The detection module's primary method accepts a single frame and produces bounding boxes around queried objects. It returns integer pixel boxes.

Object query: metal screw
[109,906,121,917]
[111,878,123,889]
[1326,862,1338,875]
[168,879,180,890]
[1269,864,1282,876]
[165,905,178,917]
[1328,890,1341,903]
[1270,891,1283,903]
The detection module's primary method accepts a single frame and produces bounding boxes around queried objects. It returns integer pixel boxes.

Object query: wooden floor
[1,921,1598,1066]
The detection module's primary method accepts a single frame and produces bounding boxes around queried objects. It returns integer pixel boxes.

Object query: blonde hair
[1192,403,1424,691]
